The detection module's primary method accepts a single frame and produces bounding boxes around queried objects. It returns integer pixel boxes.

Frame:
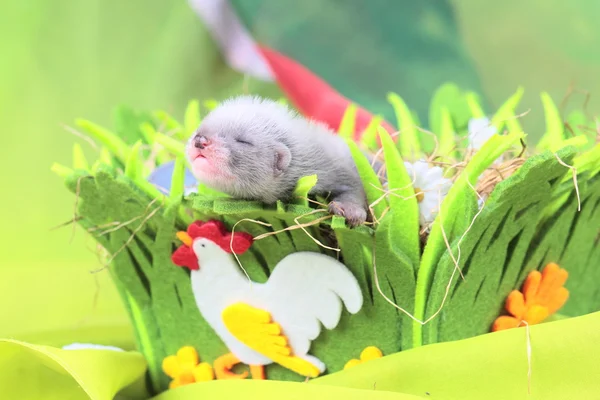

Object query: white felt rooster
[171,220,363,380]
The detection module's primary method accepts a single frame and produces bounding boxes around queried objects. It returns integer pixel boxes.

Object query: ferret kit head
[186,96,304,201]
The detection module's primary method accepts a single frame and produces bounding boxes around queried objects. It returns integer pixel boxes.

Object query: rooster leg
[250,365,265,380]
[214,353,249,379]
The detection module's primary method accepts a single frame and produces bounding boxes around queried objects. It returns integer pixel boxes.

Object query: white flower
[62,343,124,352]
[404,160,453,226]
[468,117,497,149]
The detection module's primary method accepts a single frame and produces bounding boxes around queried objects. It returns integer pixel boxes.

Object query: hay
[476,158,526,198]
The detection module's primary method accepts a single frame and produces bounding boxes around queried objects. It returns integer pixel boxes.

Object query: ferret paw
[328,201,367,227]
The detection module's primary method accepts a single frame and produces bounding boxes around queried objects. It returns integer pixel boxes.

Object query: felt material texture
[64,160,401,390]
[176,224,364,376]
[56,95,600,395]
[422,148,591,344]
[414,130,525,347]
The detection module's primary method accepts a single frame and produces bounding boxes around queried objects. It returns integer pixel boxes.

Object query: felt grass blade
[491,86,524,133]
[184,99,201,135]
[378,127,420,270]
[154,132,186,159]
[428,82,462,135]
[359,115,384,151]
[425,148,578,344]
[538,92,565,150]
[338,103,357,139]
[465,91,485,119]
[292,175,318,206]
[75,119,130,162]
[72,143,89,171]
[344,139,387,223]
[153,110,184,140]
[438,107,456,159]
[574,143,600,175]
[51,163,73,179]
[555,135,588,151]
[413,130,525,347]
[169,157,186,201]
[387,92,421,159]
[99,147,113,165]
[140,122,171,165]
[125,140,143,180]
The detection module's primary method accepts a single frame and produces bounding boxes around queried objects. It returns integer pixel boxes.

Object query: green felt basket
[49,85,600,398]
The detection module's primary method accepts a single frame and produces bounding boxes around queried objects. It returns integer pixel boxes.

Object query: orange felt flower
[162,346,214,389]
[492,263,569,332]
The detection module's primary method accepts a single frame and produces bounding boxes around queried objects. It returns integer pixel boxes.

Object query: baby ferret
[186,95,368,226]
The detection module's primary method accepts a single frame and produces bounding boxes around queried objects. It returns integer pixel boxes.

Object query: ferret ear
[274,144,291,177]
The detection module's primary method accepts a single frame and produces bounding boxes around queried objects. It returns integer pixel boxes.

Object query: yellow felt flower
[162,346,214,389]
[492,263,569,332]
[343,346,383,370]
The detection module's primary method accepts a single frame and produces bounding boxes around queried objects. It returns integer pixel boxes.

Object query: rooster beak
[176,231,193,246]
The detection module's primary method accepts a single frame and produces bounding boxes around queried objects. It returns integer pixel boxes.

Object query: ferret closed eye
[186,95,368,227]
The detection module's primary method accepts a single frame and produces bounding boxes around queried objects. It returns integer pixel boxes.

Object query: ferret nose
[194,135,209,149]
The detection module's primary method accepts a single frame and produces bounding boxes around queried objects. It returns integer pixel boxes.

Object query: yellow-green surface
[3,311,600,399]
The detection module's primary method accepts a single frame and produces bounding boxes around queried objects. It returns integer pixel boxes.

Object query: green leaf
[0,339,147,400]
[538,92,565,150]
[413,130,525,347]
[154,132,186,159]
[378,127,420,270]
[465,91,486,119]
[491,86,524,134]
[315,311,600,399]
[184,99,201,135]
[338,104,357,139]
[359,115,384,151]
[344,139,388,223]
[72,143,89,171]
[75,119,130,163]
[292,174,318,206]
[387,92,421,159]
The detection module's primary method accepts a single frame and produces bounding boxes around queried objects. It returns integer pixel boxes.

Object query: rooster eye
[201,244,206,248]
[235,138,252,146]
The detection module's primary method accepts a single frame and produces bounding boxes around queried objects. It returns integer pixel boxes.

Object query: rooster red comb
[171,220,254,270]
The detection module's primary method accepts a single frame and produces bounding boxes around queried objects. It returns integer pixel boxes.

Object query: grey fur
[186,95,368,226]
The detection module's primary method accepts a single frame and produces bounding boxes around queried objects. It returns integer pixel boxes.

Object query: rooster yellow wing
[222,302,321,377]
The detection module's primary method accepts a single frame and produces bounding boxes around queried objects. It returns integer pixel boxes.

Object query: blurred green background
[0,0,598,346]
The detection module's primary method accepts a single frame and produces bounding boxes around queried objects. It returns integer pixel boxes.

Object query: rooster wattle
[171,220,364,380]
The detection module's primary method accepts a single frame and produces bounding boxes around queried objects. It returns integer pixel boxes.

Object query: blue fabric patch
[146,161,198,195]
